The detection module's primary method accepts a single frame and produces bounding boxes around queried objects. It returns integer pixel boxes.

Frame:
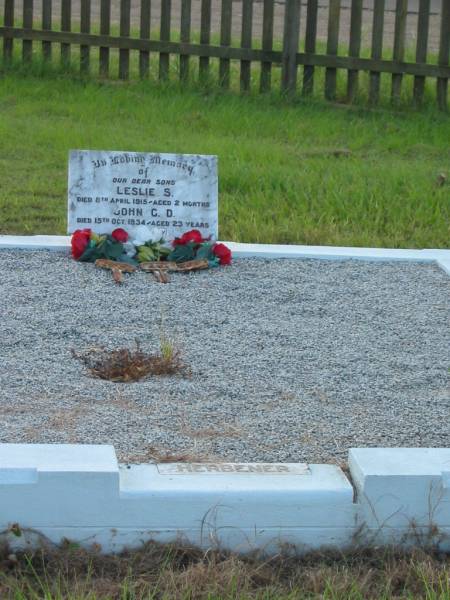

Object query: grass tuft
[72,339,187,382]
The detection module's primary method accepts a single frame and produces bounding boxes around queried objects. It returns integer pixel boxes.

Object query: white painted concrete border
[0,445,449,554]
[0,237,449,553]
[1,235,450,277]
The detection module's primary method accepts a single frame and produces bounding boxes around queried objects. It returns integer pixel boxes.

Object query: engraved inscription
[157,463,310,475]
[68,150,218,241]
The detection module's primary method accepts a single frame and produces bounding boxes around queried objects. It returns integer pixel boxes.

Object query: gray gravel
[0,250,449,464]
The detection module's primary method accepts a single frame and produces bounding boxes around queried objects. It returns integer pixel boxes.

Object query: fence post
[347,0,363,102]
[119,0,131,80]
[3,0,15,63]
[159,0,171,80]
[219,0,232,88]
[180,0,191,81]
[281,0,301,93]
[437,0,450,110]
[199,0,212,84]
[23,0,33,63]
[325,0,341,101]
[303,0,318,96]
[80,0,91,74]
[260,0,274,93]
[42,0,52,61]
[369,0,385,105]
[61,0,71,67]
[99,0,111,77]
[240,0,254,92]
[140,0,151,79]
[391,0,407,105]
[413,0,430,105]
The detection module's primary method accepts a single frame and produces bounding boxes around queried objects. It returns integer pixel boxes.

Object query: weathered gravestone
[68,150,218,242]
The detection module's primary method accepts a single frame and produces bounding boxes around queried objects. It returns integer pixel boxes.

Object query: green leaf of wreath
[208,256,220,268]
[117,254,139,267]
[104,240,124,260]
[167,243,195,263]
[78,244,103,263]
[195,243,214,260]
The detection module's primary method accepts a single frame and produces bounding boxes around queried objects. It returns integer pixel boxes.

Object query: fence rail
[1,0,449,109]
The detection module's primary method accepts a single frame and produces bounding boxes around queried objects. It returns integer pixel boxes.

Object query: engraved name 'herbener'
[157,463,309,475]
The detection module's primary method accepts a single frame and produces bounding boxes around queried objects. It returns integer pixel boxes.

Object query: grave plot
[0,250,449,464]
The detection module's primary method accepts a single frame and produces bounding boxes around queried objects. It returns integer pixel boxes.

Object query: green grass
[0,60,449,247]
[1,542,449,600]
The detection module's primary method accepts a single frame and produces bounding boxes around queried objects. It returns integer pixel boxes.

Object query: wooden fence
[1,0,449,109]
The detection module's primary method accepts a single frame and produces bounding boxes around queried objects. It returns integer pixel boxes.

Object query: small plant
[159,336,175,362]
[72,339,187,382]
[158,307,175,363]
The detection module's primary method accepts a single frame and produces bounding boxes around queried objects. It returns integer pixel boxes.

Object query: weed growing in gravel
[158,310,176,363]
[72,339,188,382]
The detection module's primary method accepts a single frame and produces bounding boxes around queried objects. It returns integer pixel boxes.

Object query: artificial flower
[212,243,232,265]
[71,228,92,260]
[71,227,231,270]
[122,241,137,257]
[131,225,165,247]
[111,228,129,243]
[172,229,205,247]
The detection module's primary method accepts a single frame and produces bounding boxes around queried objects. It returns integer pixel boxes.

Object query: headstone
[68,150,218,242]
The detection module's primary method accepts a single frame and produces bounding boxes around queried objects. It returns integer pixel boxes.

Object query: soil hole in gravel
[71,340,188,382]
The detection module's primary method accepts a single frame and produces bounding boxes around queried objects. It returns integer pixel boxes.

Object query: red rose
[111,228,128,243]
[212,243,232,265]
[71,229,91,260]
[172,229,205,247]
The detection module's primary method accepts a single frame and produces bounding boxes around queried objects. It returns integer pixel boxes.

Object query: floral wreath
[71,226,232,270]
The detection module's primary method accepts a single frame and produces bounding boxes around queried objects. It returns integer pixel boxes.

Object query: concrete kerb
[0,235,449,554]
[1,234,450,276]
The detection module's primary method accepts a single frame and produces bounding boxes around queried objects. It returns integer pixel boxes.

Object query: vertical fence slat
[347,0,363,102]
[61,0,71,66]
[199,0,212,83]
[42,0,52,61]
[119,0,131,80]
[302,0,318,95]
[260,0,274,92]
[0,0,447,109]
[159,0,171,80]
[140,0,151,78]
[437,0,449,110]
[369,0,385,105]
[180,0,191,81]
[99,0,111,77]
[219,0,232,88]
[240,0,253,92]
[3,0,15,62]
[23,0,33,62]
[282,0,301,93]
[80,0,91,74]
[413,0,430,105]
[391,0,407,104]
[325,0,341,100]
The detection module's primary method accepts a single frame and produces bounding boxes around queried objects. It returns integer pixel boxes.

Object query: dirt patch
[122,444,216,463]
